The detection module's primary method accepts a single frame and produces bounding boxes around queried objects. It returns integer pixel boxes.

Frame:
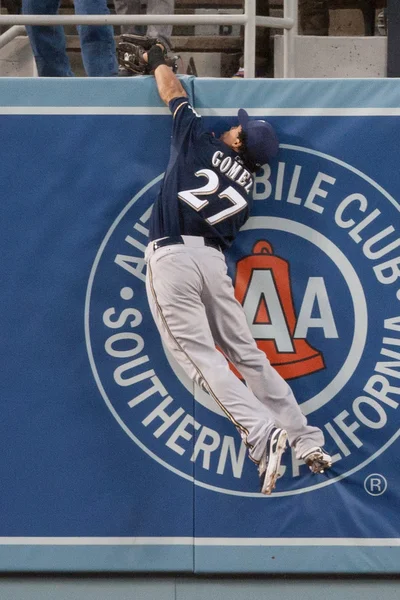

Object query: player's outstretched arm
[145,45,188,105]
[153,64,188,105]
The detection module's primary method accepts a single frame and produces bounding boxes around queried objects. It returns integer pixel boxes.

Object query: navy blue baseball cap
[238,108,279,165]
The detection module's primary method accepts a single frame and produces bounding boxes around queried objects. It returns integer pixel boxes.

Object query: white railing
[0,24,25,50]
[0,0,298,78]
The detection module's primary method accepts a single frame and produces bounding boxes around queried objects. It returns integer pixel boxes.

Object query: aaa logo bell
[234,240,325,380]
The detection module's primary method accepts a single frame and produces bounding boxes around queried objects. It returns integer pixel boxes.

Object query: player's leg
[146,244,288,493]
[146,244,278,465]
[202,251,328,463]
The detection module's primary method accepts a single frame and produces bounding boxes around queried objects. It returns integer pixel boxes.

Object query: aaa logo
[233,239,325,380]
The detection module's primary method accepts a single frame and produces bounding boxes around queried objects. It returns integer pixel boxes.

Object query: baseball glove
[117,34,179,76]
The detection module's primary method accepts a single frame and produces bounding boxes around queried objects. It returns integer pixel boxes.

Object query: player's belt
[153,236,221,252]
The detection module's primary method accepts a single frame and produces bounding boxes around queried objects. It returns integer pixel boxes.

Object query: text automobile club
[90,150,400,494]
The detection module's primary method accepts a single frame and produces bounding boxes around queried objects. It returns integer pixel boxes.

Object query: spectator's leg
[298,0,329,36]
[74,0,118,76]
[146,0,175,50]
[22,0,73,76]
[113,0,142,35]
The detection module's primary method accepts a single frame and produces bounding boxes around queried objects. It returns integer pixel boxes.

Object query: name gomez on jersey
[149,96,255,250]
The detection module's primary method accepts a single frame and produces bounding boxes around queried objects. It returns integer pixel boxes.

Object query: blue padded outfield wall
[0,76,399,574]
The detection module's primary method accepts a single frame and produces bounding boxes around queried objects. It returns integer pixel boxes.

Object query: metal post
[283,0,298,78]
[256,15,294,30]
[387,0,400,77]
[243,0,256,78]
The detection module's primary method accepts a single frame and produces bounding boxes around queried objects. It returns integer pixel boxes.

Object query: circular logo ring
[85,144,400,497]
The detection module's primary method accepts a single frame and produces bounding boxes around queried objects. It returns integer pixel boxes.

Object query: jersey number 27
[178,168,247,225]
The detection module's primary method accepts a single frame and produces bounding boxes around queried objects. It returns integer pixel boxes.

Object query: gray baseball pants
[145,236,325,463]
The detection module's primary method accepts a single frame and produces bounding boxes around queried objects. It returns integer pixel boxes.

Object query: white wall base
[0,576,398,600]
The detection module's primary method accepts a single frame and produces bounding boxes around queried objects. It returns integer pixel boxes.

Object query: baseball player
[142,43,332,495]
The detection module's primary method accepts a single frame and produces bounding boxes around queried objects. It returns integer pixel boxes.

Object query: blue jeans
[23,0,118,76]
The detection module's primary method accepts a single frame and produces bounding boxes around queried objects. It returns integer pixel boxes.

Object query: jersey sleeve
[168,96,204,145]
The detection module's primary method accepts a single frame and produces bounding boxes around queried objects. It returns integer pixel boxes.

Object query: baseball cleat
[259,428,288,495]
[302,447,332,474]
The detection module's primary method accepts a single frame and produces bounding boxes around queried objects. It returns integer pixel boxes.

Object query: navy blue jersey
[149,96,255,249]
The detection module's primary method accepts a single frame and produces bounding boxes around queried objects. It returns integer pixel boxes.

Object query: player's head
[219,111,279,171]
[219,111,279,170]
[236,109,279,171]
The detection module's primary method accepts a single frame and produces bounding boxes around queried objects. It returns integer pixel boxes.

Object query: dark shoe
[118,65,133,77]
[232,67,244,78]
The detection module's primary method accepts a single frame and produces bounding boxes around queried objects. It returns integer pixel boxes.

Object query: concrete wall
[274,35,387,78]
[0,36,35,77]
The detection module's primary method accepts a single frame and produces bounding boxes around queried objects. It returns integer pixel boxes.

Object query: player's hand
[143,43,165,64]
